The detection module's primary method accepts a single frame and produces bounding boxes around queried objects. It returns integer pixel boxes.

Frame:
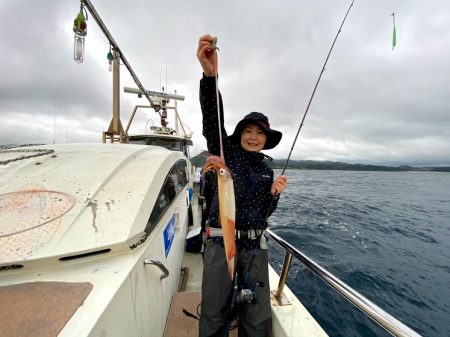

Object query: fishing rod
[258,0,356,306]
[280,0,355,175]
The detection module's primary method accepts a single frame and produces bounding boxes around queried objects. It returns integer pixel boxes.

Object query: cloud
[1,0,449,166]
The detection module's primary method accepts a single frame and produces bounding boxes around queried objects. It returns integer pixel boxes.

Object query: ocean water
[268,169,450,337]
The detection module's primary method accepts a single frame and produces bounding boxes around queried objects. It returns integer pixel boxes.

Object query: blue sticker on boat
[187,187,193,203]
[163,214,176,257]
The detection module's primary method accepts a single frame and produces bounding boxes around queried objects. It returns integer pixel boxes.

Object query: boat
[0,141,192,337]
[0,1,422,336]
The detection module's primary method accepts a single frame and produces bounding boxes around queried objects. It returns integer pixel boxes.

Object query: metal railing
[265,229,422,337]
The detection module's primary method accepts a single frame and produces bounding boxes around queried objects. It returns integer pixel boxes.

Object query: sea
[267,169,450,337]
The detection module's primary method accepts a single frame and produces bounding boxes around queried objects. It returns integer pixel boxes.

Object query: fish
[203,155,236,279]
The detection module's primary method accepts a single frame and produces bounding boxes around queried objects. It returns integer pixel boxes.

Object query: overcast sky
[1,0,449,166]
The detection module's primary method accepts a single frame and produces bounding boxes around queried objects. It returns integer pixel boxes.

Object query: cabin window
[145,160,188,233]
[129,137,183,151]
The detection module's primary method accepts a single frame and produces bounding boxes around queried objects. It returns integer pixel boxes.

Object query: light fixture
[107,44,114,71]
[73,5,87,63]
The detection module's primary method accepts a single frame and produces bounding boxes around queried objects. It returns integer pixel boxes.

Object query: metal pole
[275,251,293,300]
[174,90,179,134]
[112,49,120,134]
[123,87,185,101]
[82,0,156,107]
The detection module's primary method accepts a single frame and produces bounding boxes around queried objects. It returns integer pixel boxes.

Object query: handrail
[265,229,422,337]
[143,259,169,280]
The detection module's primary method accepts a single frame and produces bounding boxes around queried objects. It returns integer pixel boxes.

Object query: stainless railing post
[275,251,293,300]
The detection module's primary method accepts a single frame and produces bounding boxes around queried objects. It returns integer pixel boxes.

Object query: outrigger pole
[280,0,355,175]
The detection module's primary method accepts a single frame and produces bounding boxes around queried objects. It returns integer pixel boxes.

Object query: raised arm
[197,34,227,156]
[197,34,218,77]
[200,77,226,156]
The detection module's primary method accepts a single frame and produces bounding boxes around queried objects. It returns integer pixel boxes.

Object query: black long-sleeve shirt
[200,75,279,243]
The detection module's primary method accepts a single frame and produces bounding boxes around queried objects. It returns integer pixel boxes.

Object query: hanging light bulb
[74,35,85,63]
[73,6,87,63]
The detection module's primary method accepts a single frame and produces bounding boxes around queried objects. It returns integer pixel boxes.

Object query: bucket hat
[230,112,282,150]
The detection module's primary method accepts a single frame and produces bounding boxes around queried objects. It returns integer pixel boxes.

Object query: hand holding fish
[197,34,218,77]
[271,175,287,195]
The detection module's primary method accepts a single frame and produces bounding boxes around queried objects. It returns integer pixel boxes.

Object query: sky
[1,0,449,166]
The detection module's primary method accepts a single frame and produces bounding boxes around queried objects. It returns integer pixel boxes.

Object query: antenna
[53,110,56,144]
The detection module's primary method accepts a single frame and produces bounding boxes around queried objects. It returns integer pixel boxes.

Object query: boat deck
[165,250,328,337]
[164,290,239,337]
[163,191,328,337]
[165,251,237,337]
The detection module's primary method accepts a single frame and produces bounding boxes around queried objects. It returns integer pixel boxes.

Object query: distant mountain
[267,159,407,171]
[190,151,210,168]
[267,159,450,172]
[190,152,450,172]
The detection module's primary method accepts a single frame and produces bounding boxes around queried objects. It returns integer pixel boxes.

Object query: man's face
[240,123,267,152]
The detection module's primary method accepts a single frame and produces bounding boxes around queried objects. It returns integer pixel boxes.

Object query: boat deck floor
[164,291,238,337]
[166,192,328,337]
[165,250,238,337]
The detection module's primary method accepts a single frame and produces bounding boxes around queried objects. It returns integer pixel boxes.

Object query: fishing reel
[236,282,264,304]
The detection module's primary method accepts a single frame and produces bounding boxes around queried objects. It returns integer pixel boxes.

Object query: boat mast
[103,48,126,143]
[79,0,160,143]
[77,0,189,142]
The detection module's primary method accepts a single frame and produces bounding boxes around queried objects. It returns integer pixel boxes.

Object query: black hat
[230,112,282,150]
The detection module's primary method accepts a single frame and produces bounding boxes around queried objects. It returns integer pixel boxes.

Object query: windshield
[129,136,183,151]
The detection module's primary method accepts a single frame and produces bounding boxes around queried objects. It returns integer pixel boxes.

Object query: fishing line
[211,39,225,159]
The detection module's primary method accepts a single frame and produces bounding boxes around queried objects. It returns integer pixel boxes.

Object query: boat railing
[265,228,422,337]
